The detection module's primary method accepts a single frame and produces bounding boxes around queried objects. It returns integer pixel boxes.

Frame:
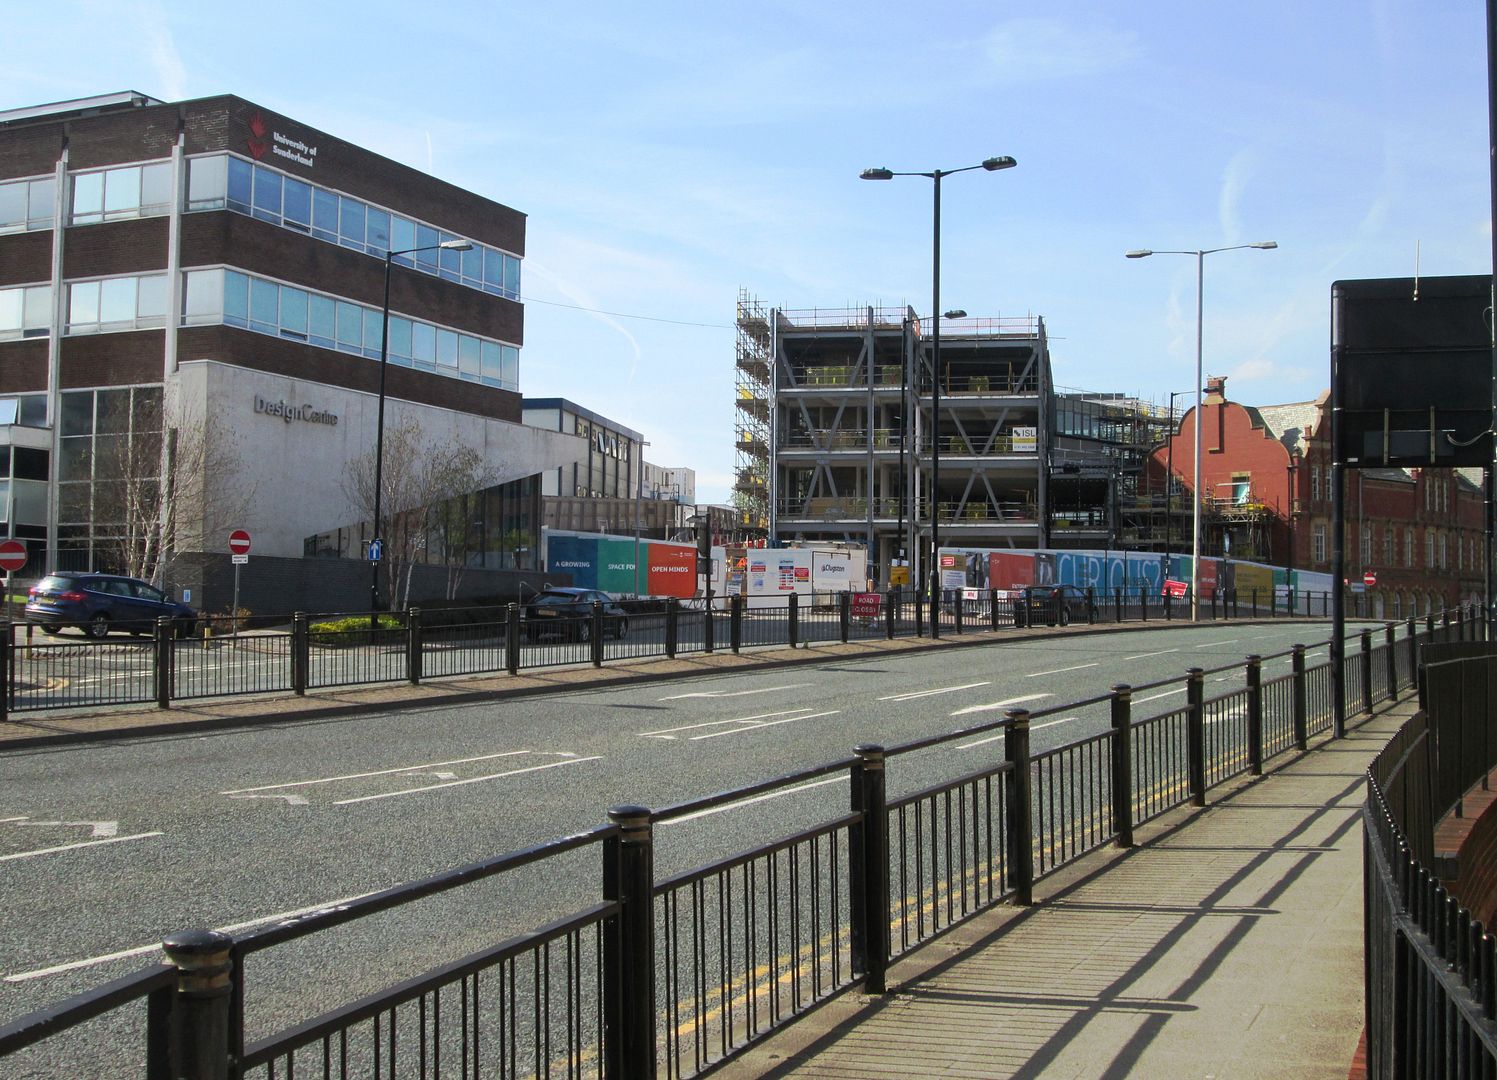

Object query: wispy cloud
[979,17,1141,81]
[1218,149,1256,242]
[142,5,187,102]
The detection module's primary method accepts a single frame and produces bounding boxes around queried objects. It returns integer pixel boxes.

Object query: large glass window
[312,188,339,243]
[187,156,227,211]
[183,268,520,389]
[0,176,56,233]
[64,274,168,334]
[70,162,172,224]
[227,157,253,214]
[338,198,365,251]
[0,285,51,338]
[251,166,281,223]
[282,177,312,231]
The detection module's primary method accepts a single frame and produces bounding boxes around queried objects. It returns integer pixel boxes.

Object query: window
[0,176,56,232]
[1361,525,1371,564]
[1384,528,1394,565]
[1230,474,1250,504]
[1439,532,1448,570]
[0,285,51,339]
[181,268,520,389]
[1404,529,1414,567]
[64,274,168,333]
[187,156,227,211]
[1310,465,1320,501]
[1312,523,1326,564]
[1426,531,1434,568]
[70,162,171,224]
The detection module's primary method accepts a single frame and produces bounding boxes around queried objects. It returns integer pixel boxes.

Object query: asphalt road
[0,618,1373,1075]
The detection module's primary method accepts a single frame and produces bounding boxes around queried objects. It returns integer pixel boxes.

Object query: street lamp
[1126,241,1276,620]
[633,440,652,597]
[863,156,1016,638]
[371,237,473,623]
[897,308,967,593]
[1164,388,1194,566]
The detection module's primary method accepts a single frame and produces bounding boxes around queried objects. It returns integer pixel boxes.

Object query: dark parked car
[1020,584,1092,627]
[25,573,199,639]
[523,587,628,641]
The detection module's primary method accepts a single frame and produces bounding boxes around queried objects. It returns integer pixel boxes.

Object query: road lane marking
[1135,687,1187,704]
[0,831,162,863]
[950,693,1052,718]
[690,710,841,741]
[957,715,1078,749]
[331,756,602,806]
[15,819,118,838]
[641,709,817,738]
[220,750,533,794]
[1026,662,1099,678]
[1193,639,1239,648]
[658,684,812,701]
[1124,648,1180,660]
[228,794,309,806]
[659,776,845,826]
[878,682,990,702]
[4,888,382,982]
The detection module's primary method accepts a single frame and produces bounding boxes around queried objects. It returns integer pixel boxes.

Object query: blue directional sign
[368,538,383,563]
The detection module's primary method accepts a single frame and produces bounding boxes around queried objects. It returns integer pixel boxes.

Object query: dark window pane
[460,245,482,282]
[251,166,281,221]
[60,393,93,436]
[224,271,249,325]
[283,177,312,228]
[249,278,279,330]
[389,317,413,359]
[227,158,252,212]
[339,198,365,250]
[312,188,339,240]
[12,447,47,481]
[415,224,439,270]
[96,389,131,433]
[309,294,335,344]
[366,208,390,253]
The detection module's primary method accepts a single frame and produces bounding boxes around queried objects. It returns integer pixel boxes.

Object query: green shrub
[309,614,405,646]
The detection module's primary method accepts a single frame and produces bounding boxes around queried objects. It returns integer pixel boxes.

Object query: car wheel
[615,617,629,640]
[87,613,110,639]
[1059,607,1071,627]
[39,625,61,636]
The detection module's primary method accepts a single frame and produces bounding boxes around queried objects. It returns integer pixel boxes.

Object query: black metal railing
[0,587,1400,719]
[0,607,1473,1078]
[1364,650,1497,1077]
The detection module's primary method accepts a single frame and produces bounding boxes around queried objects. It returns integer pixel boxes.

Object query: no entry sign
[0,539,26,573]
[228,529,251,556]
[1363,571,1377,586]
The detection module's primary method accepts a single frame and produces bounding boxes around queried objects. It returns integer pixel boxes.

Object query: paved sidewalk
[715,702,1404,1080]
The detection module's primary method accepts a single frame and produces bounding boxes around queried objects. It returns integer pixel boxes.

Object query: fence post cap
[1004,707,1030,725]
[607,804,652,826]
[161,928,232,962]
[854,743,886,763]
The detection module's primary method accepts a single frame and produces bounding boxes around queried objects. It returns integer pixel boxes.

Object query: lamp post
[1163,388,1193,568]
[370,238,473,624]
[633,439,651,597]
[862,156,1016,637]
[1286,451,1301,591]
[1126,241,1277,620]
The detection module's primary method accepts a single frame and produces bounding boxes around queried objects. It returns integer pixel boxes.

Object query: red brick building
[1146,378,1484,616]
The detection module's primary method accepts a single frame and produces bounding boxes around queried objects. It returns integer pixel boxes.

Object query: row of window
[1315,522,1476,572]
[195,155,521,300]
[0,285,51,337]
[68,274,168,334]
[4,155,523,305]
[183,269,519,390]
[0,176,56,233]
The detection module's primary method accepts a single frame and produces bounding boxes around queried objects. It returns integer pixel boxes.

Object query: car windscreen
[534,593,586,606]
[35,576,78,592]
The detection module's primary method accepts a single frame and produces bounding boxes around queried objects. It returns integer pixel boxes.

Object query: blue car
[25,573,198,639]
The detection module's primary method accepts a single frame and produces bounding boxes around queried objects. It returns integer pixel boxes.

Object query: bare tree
[93,392,251,587]
[343,418,496,610]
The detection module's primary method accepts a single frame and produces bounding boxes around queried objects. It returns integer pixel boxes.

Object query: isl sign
[228,530,251,556]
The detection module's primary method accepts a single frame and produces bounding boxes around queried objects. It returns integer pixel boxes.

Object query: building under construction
[732,295,1198,588]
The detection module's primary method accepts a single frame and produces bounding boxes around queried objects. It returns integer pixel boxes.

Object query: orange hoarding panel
[647,544,697,598]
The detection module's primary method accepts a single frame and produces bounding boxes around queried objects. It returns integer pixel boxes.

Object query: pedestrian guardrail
[0,604,1476,1077]
[1364,647,1497,1077]
[0,586,1418,719]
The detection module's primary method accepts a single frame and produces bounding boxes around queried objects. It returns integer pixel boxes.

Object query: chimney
[1203,376,1227,404]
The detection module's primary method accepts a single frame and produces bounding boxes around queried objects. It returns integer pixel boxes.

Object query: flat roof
[0,91,163,127]
[523,398,643,442]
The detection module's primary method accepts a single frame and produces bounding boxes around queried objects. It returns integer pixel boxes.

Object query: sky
[3,2,1491,504]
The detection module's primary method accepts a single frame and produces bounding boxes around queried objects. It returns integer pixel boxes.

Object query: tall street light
[1126,241,1277,620]
[371,238,473,623]
[862,156,1016,638]
[1164,388,1194,566]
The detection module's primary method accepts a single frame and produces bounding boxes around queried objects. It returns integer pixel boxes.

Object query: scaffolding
[733,288,771,533]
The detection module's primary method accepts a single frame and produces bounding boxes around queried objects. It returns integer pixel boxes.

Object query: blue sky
[4,2,1490,503]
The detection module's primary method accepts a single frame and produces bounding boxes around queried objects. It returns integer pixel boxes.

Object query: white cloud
[1218,149,1256,243]
[143,6,187,102]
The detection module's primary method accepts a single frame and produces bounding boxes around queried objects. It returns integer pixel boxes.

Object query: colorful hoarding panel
[647,544,697,598]
[547,534,600,589]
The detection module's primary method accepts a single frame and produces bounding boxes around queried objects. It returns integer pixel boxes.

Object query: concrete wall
[175,360,590,558]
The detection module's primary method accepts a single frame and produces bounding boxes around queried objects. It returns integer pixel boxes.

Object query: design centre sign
[253,396,339,427]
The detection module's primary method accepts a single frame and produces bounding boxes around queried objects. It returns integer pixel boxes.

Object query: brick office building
[0,92,590,598]
[1146,378,1484,615]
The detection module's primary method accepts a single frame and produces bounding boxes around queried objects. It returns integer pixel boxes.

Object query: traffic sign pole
[227,531,251,638]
